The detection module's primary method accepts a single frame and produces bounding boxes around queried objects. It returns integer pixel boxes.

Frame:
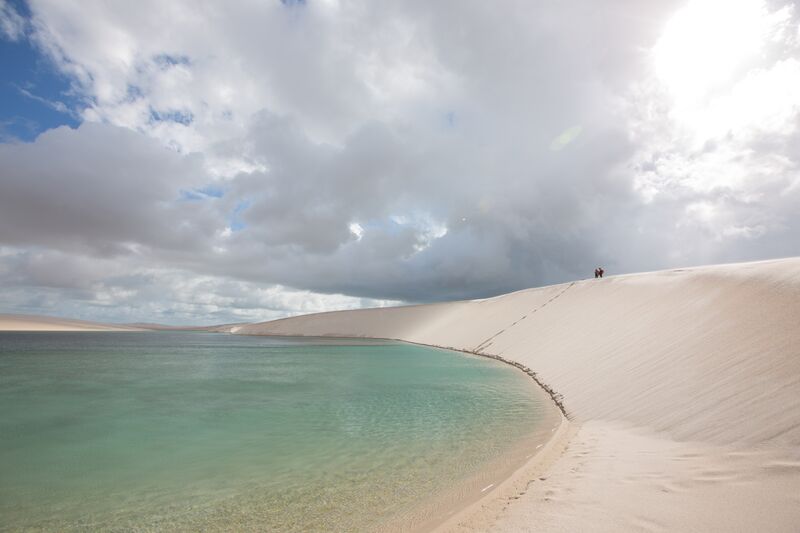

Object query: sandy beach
[234,257,800,532]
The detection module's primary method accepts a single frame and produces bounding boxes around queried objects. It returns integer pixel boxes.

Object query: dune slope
[237,258,800,531]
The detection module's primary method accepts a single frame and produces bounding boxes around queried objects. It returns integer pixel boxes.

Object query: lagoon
[0,332,550,531]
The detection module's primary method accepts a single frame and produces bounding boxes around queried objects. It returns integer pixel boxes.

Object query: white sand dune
[124,322,246,332]
[235,257,800,532]
[0,314,144,332]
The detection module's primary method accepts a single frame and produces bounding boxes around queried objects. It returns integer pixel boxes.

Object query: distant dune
[124,322,245,332]
[0,316,247,332]
[235,257,800,532]
[0,314,145,332]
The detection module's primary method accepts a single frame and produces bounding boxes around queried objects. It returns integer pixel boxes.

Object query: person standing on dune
[598,267,604,278]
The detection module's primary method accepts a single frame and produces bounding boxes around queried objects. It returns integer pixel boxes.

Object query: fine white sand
[235,257,800,532]
[0,314,143,332]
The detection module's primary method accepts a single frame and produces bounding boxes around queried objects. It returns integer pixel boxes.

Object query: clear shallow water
[0,332,548,532]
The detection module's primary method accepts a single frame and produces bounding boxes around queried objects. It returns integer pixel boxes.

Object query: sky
[1,0,799,325]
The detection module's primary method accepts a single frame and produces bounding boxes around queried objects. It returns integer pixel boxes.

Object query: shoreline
[397,345,566,533]
[394,340,575,531]
[232,334,572,532]
[401,340,571,420]
[432,414,572,533]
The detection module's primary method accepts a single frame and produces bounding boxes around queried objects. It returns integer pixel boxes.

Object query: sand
[235,257,800,532]
[0,314,144,332]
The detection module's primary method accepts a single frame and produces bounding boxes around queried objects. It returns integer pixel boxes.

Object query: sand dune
[236,257,800,532]
[124,322,246,332]
[0,314,144,332]
[0,316,237,332]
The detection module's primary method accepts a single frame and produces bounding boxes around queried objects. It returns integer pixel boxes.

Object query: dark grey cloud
[0,123,221,256]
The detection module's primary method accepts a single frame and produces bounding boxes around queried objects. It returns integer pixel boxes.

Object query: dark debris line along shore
[398,340,571,420]
[442,346,570,420]
[396,283,576,420]
[480,352,569,420]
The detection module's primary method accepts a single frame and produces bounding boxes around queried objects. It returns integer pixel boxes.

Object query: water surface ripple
[0,332,548,531]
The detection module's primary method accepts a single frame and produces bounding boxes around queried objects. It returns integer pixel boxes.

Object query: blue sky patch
[179,185,226,201]
[0,1,82,142]
[229,200,251,232]
[153,54,191,69]
[149,108,194,126]
[197,185,225,198]
[126,84,145,101]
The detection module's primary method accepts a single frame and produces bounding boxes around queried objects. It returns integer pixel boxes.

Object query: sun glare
[651,0,797,144]
[654,0,772,105]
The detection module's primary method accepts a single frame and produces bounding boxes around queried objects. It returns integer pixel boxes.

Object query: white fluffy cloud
[1,0,799,323]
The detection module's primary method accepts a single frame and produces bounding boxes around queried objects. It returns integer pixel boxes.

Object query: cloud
[0,247,401,324]
[0,0,799,322]
[0,0,26,41]
[0,122,219,256]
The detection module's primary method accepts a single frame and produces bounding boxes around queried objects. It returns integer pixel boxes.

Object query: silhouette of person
[594,268,599,279]
[598,267,604,278]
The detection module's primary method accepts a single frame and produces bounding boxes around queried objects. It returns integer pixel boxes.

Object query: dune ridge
[236,257,800,532]
[0,316,240,332]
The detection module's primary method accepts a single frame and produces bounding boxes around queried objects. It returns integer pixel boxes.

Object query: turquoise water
[0,332,549,531]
